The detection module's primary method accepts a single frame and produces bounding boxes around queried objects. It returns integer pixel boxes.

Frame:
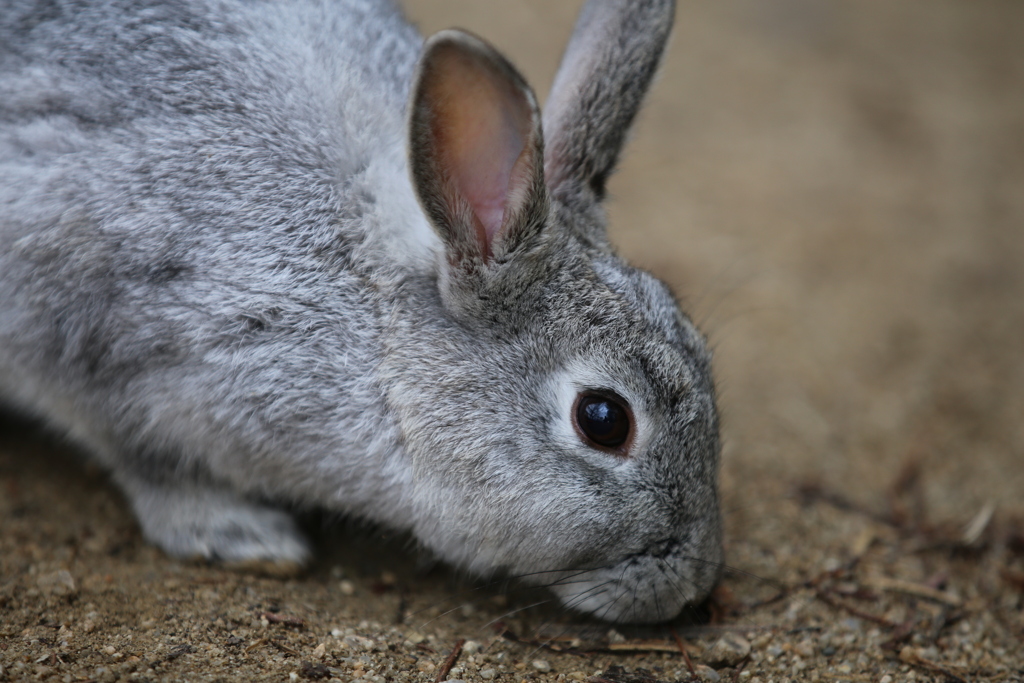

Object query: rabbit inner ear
[410,31,545,264]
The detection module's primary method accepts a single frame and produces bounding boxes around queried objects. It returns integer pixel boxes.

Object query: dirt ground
[2,1,1023,682]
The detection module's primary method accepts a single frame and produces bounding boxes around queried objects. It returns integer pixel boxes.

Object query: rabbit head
[389,0,722,623]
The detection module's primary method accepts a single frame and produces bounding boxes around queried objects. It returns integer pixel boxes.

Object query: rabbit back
[0,0,432,519]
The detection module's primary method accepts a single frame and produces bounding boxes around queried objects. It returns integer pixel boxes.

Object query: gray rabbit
[0,0,722,623]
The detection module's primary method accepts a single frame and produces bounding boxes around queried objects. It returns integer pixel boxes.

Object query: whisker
[518,580,619,657]
[660,559,716,624]
[402,564,607,625]
[480,598,555,632]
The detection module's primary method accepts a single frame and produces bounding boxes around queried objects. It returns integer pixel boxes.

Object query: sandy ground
[2,1,1023,681]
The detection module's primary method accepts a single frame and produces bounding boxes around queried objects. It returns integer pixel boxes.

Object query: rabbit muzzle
[546,533,723,624]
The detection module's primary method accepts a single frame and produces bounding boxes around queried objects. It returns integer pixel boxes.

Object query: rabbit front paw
[119,477,311,576]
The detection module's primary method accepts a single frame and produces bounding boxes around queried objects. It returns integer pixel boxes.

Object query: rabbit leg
[116,474,312,575]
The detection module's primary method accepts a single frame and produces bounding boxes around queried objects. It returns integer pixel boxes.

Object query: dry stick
[147,643,197,668]
[742,556,860,613]
[910,662,967,683]
[879,619,918,650]
[605,641,689,654]
[670,628,696,676]
[256,611,305,628]
[864,576,962,607]
[244,637,268,653]
[270,639,300,657]
[924,607,954,644]
[434,638,465,683]
[899,649,969,683]
[814,589,899,628]
[730,654,752,683]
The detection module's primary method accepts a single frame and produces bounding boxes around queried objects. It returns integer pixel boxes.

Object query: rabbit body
[0,0,723,623]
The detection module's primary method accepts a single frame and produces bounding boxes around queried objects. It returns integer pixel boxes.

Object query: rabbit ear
[543,0,675,203]
[409,30,548,268]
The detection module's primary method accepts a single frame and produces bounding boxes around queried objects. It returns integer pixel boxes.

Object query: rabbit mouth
[544,538,721,624]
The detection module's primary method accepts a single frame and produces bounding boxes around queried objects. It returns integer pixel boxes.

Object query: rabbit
[0,0,723,624]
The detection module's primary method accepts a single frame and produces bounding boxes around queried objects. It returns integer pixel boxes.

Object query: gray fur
[544,0,675,208]
[0,0,721,623]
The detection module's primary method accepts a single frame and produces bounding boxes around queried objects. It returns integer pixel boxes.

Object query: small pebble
[694,664,721,681]
[339,580,355,595]
[706,633,752,667]
[37,570,77,596]
[479,668,497,680]
[532,660,552,673]
[344,635,376,652]
[606,629,626,644]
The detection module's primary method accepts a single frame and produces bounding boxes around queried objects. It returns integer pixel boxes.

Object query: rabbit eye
[574,392,632,453]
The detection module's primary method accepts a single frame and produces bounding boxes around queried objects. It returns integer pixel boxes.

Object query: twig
[730,654,751,683]
[244,637,268,653]
[815,590,899,627]
[149,643,195,667]
[670,628,696,677]
[741,557,859,614]
[586,665,658,683]
[434,638,465,683]
[961,502,995,545]
[898,646,969,683]
[605,641,684,654]
[256,611,305,628]
[924,607,959,644]
[863,576,962,607]
[879,619,918,650]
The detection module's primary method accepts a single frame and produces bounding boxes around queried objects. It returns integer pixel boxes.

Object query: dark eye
[574,392,632,452]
